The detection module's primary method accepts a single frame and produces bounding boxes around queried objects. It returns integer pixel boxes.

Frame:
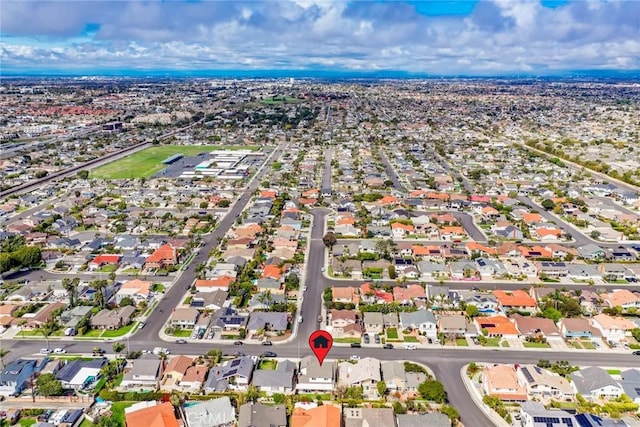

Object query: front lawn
[524,342,550,348]
[582,342,596,349]
[404,336,419,343]
[110,402,135,426]
[386,328,398,339]
[258,360,277,370]
[334,338,361,344]
[81,328,103,338]
[483,338,501,347]
[456,338,468,347]
[102,323,136,338]
[98,265,118,273]
[607,369,621,375]
[166,329,192,337]
[19,418,36,427]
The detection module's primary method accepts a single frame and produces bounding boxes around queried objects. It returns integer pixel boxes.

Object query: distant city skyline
[1,0,639,75]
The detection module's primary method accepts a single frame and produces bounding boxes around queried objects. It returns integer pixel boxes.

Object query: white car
[53,348,66,354]
[321,267,325,273]
[349,355,361,360]
[404,344,417,350]
[302,286,307,291]
[40,348,53,354]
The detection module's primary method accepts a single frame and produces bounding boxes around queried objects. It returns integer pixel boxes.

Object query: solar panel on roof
[522,367,535,383]
[231,360,241,367]
[227,369,238,376]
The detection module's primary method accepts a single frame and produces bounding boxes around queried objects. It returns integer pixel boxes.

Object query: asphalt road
[322,148,333,195]
[378,149,407,193]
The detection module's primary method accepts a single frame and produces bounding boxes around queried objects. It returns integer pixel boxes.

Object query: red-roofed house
[391,222,414,238]
[493,290,537,312]
[360,283,393,304]
[475,315,520,338]
[262,265,282,281]
[144,244,178,269]
[89,254,121,271]
[194,277,235,292]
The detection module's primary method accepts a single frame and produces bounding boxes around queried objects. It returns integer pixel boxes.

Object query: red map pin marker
[309,330,333,366]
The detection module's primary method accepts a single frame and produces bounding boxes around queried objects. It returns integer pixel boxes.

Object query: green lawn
[582,342,596,349]
[483,338,502,347]
[607,369,621,375]
[261,96,303,105]
[101,323,136,338]
[91,145,238,179]
[258,360,277,370]
[456,338,468,347]
[523,342,550,348]
[81,328,103,338]
[334,338,362,344]
[386,328,398,339]
[404,336,419,343]
[111,402,135,426]
[79,419,94,427]
[19,418,37,427]
[167,329,192,337]
[501,341,510,348]
[570,341,582,349]
[98,265,118,273]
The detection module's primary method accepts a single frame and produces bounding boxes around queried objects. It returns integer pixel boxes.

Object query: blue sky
[1,0,638,74]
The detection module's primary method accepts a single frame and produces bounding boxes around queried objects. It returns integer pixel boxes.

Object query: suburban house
[170,307,200,329]
[516,365,576,401]
[160,355,194,391]
[509,314,563,341]
[570,367,624,401]
[396,413,451,427]
[363,312,384,334]
[204,356,255,392]
[120,355,163,391]
[331,287,360,305]
[247,312,288,335]
[184,397,236,427]
[344,408,396,427]
[399,310,437,339]
[482,364,527,402]
[194,277,234,293]
[56,359,107,390]
[291,405,341,427]
[620,369,640,406]
[493,290,537,313]
[337,357,382,400]
[296,356,335,393]
[558,318,603,342]
[0,358,48,396]
[115,279,152,305]
[602,289,640,312]
[239,402,287,427]
[519,402,576,427]
[591,314,636,343]
[125,402,179,427]
[437,315,467,337]
[475,315,519,338]
[381,361,428,399]
[90,306,136,330]
[144,244,178,269]
[251,360,296,395]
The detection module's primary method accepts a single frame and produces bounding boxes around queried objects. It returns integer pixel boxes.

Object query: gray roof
[396,414,451,427]
[298,355,335,381]
[570,367,621,395]
[381,361,405,382]
[205,356,254,391]
[519,401,576,427]
[344,408,396,427]
[399,310,436,327]
[0,359,38,384]
[247,312,288,331]
[184,397,236,427]
[619,369,640,401]
[56,359,107,383]
[363,312,384,325]
[238,402,287,427]
[126,357,161,378]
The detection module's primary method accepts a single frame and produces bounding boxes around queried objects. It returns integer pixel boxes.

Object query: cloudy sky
[1,0,639,75]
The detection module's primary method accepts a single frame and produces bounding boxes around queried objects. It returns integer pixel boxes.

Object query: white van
[403,344,417,350]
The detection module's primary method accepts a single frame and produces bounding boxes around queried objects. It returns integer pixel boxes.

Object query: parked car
[53,348,66,354]
[262,341,273,346]
[317,315,322,323]
[234,341,244,346]
[350,343,361,348]
[92,347,106,355]
[40,348,52,354]
[261,351,277,358]
[139,322,146,329]
[374,334,381,344]
[404,344,417,350]
[363,335,370,344]
[175,339,187,344]
[633,351,640,356]
[349,355,361,360]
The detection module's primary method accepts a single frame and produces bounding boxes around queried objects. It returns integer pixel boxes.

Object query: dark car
[383,344,394,349]
[350,343,362,348]
[262,341,273,346]
[363,335,370,344]
[234,341,244,345]
[175,339,187,344]
[92,347,106,355]
[633,351,640,356]
[261,351,277,358]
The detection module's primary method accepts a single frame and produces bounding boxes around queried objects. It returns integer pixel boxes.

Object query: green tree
[119,296,135,307]
[418,379,448,403]
[322,232,337,250]
[36,373,63,396]
[377,380,387,398]
[465,305,479,318]
[541,199,555,210]
[218,199,230,208]
[246,385,260,403]
[11,246,41,268]
[77,170,89,180]
[0,253,13,274]
[344,386,364,400]
[392,401,407,415]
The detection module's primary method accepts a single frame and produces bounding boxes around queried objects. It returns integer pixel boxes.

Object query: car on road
[349,355,360,360]
[298,316,303,323]
[317,315,322,323]
[350,343,361,348]
[261,351,277,358]
[234,341,244,345]
[139,322,145,329]
[92,347,106,355]
[53,348,66,354]
[142,350,151,354]
[321,267,325,273]
[261,341,273,346]
[383,344,394,349]
[303,286,307,291]
[40,348,52,354]
[175,339,187,344]
[404,344,417,350]
[633,351,640,356]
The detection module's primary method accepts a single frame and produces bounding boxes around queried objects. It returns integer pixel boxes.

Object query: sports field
[91,145,258,179]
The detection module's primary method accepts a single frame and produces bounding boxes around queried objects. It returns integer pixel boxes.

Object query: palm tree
[112,342,126,373]
[40,320,58,350]
[257,290,274,308]
[62,277,80,308]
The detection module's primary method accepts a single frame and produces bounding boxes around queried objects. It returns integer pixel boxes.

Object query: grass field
[261,96,303,105]
[456,338,468,347]
[91,145,259,179]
